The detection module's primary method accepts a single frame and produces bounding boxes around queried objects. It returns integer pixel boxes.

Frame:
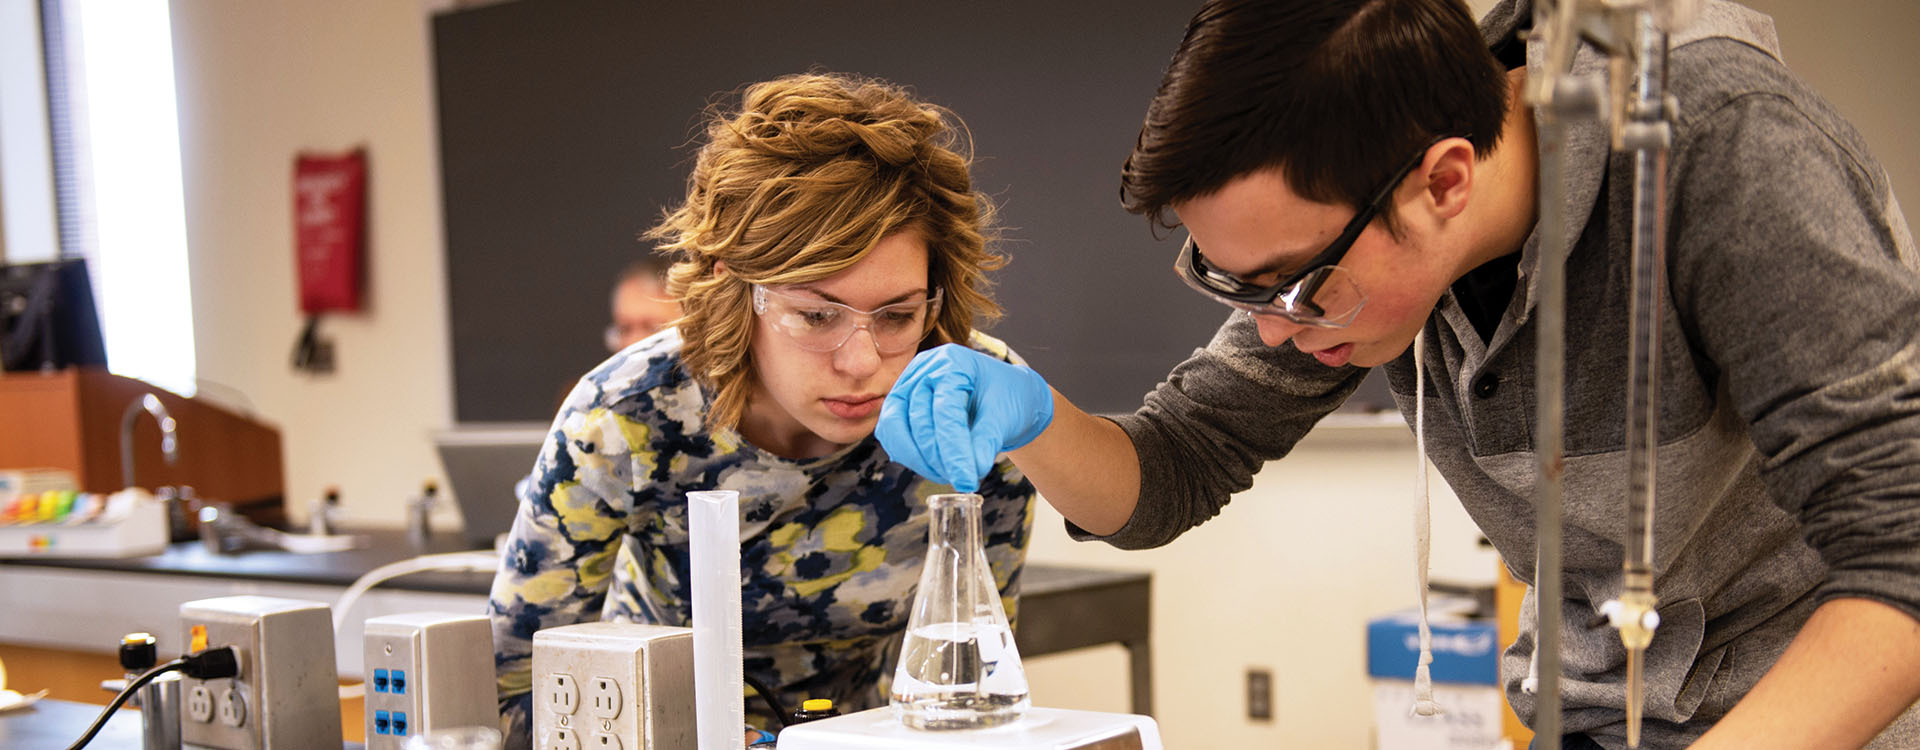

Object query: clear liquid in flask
[892,621,1031,729]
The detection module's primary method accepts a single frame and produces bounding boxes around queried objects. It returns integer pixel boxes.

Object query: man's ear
[1418,137,1476,222]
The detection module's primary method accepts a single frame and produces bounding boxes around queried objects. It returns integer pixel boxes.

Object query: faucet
[120,393,179,490]
[197,503,256,555]
[199,499,368,555]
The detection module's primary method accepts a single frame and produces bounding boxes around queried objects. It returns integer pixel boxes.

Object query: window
[9,0,196,396]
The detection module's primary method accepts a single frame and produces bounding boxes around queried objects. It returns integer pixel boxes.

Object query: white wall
[170,0,457,529]
[1739,0,1919,217]
[155,0,1916,747]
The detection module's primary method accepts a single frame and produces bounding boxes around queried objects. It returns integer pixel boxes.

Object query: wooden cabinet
[0,369,284,523]
[1497,562,1534,748]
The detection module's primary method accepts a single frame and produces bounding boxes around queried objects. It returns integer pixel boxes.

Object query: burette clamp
[1598,592,1661,650]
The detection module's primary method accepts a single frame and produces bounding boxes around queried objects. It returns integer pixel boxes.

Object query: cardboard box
[1367,599,1508,750]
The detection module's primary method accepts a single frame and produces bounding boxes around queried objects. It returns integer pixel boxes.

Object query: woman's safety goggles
[752,284,943,354]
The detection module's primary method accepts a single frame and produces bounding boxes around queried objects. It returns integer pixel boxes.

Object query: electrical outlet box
[178,595,342,750]
[1246,667,1273,722]
[532,622,694,750]
[363,612,497,748]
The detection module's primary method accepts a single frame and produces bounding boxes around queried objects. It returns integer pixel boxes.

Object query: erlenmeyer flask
[890,493,1031,730]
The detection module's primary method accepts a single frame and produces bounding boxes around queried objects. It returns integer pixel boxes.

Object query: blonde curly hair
[645,73,1005,433]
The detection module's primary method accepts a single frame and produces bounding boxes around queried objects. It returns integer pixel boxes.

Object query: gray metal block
[178,595,342,750]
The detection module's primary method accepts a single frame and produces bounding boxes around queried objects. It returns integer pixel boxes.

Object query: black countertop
[1,527,1147,599]
[2,527,492,595]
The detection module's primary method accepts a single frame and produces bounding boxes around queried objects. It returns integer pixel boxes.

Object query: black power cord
[66,646,240,750]
[740,672,790,730]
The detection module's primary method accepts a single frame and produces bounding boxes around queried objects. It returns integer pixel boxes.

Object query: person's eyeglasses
[1173,137,1448,329]
[751,284,944,354]
[603,324,630,352]
[604,322,659,353]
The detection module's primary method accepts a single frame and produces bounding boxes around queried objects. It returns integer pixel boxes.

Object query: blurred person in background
[605,255,681,352]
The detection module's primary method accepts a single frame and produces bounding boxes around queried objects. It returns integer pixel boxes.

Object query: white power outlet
[362,612,497,750]
[532,622,695,750]
[178,596,341,750]
[186,685,214,723]
[216,687,248,728]
[587,676,621,719]
[548,673,580,716]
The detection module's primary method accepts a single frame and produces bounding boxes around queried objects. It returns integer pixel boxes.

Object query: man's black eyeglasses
[1174,136,1451,328]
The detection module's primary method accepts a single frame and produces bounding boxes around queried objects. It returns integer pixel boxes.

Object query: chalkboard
[433,0,1335,423]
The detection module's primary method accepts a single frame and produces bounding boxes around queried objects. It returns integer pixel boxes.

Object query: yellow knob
[801,699,833,712]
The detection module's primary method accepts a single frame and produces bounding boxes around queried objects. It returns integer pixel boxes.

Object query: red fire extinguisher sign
[293,150,367,314]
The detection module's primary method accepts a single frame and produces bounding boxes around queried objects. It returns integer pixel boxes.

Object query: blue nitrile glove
[876,343,1054,492]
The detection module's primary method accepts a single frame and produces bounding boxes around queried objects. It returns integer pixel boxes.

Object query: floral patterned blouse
[488,328,1035,746]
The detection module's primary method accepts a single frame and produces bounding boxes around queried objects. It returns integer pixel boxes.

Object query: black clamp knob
[119,632,159,672]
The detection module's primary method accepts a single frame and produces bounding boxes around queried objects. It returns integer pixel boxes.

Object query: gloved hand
[876,343,1054,492]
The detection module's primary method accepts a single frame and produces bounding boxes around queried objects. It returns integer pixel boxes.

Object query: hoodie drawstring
[1522,562,1543,694]
[1412,330,1442,717]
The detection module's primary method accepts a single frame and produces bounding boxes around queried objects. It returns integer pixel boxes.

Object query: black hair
[1120,0,1508,231]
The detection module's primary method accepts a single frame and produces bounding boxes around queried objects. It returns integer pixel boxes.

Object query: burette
[1525,1,1697,748]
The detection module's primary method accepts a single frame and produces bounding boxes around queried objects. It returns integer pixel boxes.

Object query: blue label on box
[1366,610,1500,685]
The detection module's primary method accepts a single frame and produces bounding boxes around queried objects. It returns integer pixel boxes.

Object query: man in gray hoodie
[876,0,1920,747]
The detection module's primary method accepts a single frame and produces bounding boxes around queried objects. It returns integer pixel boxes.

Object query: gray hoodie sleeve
[1070,313,1366,549]
[1667,49,1920,621]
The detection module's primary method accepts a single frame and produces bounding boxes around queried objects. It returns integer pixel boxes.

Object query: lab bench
[0,528,1153,738]
[0,698,145,750]
[0,699,376,750]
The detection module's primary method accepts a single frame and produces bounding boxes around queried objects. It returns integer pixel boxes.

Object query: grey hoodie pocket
[1640,597,1714,723]
[1671,632,1730,722]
